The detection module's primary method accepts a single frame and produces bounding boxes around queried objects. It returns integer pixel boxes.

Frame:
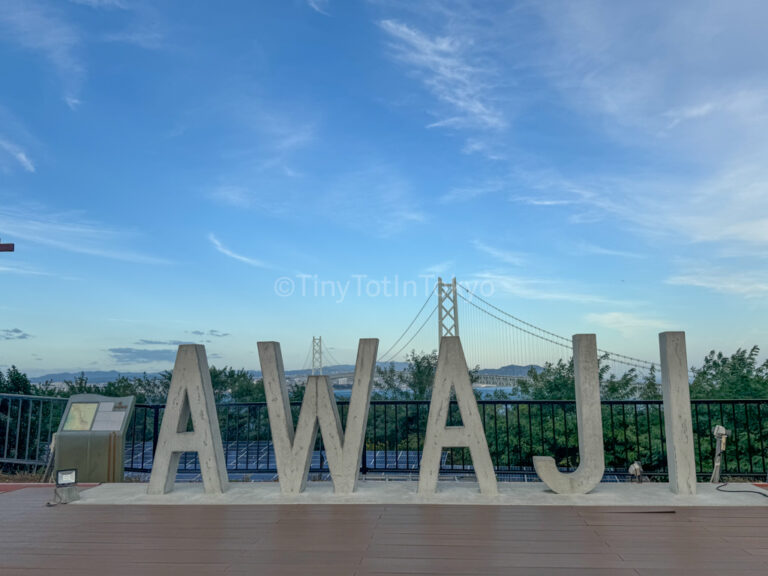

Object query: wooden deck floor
[2,486,768,575]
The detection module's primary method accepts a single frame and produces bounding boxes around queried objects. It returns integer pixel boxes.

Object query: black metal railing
[3,393,766,480]
[0,393,66,467]
[123,399,768,479]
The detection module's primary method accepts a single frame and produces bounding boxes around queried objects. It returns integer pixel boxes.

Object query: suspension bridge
[299,278,659,391]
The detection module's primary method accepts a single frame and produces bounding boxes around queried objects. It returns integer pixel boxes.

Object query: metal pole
[0,237,14,252]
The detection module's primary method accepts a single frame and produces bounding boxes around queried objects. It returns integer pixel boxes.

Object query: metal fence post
[152,406,160,457]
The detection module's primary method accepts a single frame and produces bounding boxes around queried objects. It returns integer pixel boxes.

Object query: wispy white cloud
[0,138,35,172]
[379,18,505,131]
[574,164,768,249]
[72,0,165,50]
[585,312,672,338]
[307,0,329,16]
[0,0,84,105]
[467,271,633,306]
[662,102,715,131]
[667,269,768,298]
[209,104,315,201]
[511,197,574,207]
[64,96,81,110]
[575,242,646,260]
[472,240,524,266]
[69,0,127,8]
[531,1,768,150]
[0,264,53,277]
[212,163,423,238]
[393,2,757,271]
[209,184,298,216]
[0,204,168,264]
[423,261,453,276]
[219,96,316,157]
[502,168,594,209]
[208,233,267,268]
[503,158,768,255]
[210,186,253,209]
[102,29,164,50]
[441,181,504,203]
[324,165,425,237]
[461,138,506,160]
[264,122,315,153]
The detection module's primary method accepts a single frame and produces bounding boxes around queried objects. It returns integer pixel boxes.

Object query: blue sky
[1,0,767,376]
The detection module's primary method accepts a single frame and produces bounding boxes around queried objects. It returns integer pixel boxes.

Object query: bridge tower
[311,336,323,376]
[437,277,459,340]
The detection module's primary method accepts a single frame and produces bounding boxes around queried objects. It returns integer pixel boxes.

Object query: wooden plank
[1,488,767,575]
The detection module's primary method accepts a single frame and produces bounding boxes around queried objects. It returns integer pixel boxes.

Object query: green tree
[98,374,168,404]
[404,350,438,399]
[375,350,440,400]
[133,373,170,403]
[375,362,404,398]
[376,350,483,400]
[52,372,167,403]
[208,366,259,403]
[690,346,768,399]
[230,375,266,403]
[520,358,575,400]
[155,367,261,403]
[64,372,93,396]
[0,366,32,395]
[518,355,659,400]
[600,367,638,400]
[288,381,306,403]
[636,364,661,400]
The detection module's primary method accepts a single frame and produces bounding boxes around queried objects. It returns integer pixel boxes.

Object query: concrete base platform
[75,480,768,506]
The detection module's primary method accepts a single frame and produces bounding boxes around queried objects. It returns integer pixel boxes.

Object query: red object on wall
[0,243,14,252]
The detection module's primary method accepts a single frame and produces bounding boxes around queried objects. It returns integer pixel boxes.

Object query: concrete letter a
[147,345,229,495]
[418,336,498,496]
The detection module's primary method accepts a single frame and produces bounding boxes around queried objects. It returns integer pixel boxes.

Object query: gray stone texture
[659,331,697,495]
[418,336,498,496]
[147,345,229,495]
[533,334,605,494]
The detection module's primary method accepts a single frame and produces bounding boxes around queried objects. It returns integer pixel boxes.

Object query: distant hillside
[30,362,411,384]
[477,364,542,377]
[29,370,162,384]
[280,362,409,377]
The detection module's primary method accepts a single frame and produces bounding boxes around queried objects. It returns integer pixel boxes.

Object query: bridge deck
[2,486,768,575]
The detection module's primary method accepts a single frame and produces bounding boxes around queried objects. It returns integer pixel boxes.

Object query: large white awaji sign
[147,333,698,498]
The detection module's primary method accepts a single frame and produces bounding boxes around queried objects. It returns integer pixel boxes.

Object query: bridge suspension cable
[379,283,437,362]
[300,341,312,372]
[380,304,438,364]
[322,340,343,368]
[459,294,573,350]
[457,281,658,373]
[379,278,662,376]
